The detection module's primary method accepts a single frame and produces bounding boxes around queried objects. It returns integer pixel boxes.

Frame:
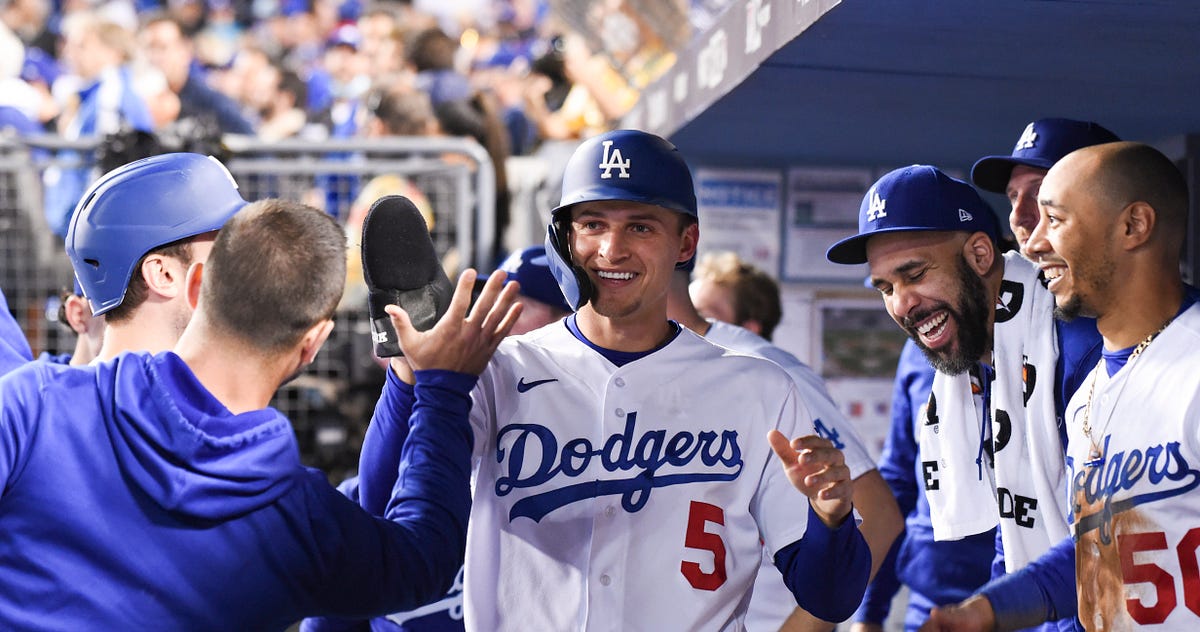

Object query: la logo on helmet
[598,140,631,179]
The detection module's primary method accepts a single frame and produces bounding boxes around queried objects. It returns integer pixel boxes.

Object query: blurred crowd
[0,0,719,244]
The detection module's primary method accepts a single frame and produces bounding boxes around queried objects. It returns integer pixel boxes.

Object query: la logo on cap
[867,189,887,221]
[1015,123,1038,150]
[598,140,631,179]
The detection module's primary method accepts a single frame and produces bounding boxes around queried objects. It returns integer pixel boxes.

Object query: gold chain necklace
[1080,321,1172,464]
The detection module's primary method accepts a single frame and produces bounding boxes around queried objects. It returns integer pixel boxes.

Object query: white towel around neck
[921,252,1069,571]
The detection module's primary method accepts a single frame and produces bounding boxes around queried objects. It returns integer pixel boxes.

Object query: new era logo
[958,208,974,222]
[866,189,887,221]
[598,140,631,179]
[1014,123,1038,150]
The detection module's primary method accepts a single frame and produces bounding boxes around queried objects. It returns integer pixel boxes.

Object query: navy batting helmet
[66,153,249,316]
[545,129,697,310]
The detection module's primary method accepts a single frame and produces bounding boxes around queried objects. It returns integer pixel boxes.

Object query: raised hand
[767,431,855,528]
[386,269,522,376]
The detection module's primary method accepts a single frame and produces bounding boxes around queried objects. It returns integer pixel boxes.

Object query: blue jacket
[0,352,473,631]
[0,288,32,377]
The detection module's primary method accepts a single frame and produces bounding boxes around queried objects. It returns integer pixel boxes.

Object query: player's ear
[298,319,335,367]
[962,232,995,276]
[1121,200,1156,249]
[185,261,204,310]
[63,295,91,334]
[677,220,699,266]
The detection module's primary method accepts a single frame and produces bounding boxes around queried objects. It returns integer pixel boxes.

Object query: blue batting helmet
[545,129,698,310]
[65,153,249,316]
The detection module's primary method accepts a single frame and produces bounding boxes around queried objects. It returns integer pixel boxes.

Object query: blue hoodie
[0,288,33,376]
[0,351,474,631]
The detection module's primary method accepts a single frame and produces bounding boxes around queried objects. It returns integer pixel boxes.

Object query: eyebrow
[1037,196,1062,209]
[574,209,667,224]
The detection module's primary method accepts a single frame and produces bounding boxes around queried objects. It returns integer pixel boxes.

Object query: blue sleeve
[307,369,477,617]
[980,536,1079,630]
[0,365,41,489]
[0,289,33,377]
[854,538,903,623]
[774,507,871,623]
[357,368,417,515]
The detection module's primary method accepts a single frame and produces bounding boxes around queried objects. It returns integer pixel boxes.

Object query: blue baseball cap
[970,118,1120,193]
[826,165,999,265]
[484,246,572,313]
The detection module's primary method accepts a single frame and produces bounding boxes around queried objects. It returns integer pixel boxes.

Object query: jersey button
[615,408,625,417]
[604,505,616,518]
[599,574,611,586]
[614,377,626,387]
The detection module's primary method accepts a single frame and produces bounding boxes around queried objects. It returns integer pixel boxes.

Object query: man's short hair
[694,251,783,341]
[202,199,346,352]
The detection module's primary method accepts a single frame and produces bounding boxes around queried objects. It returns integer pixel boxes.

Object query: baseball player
[0,198,522,628]
[667,256,903,631]
[911,119,1121,631]
[65,152,249,362]
[826,165,1098,632]
[0,286,32,376]
[689,251,783,341]
[357,129,871,631]
[1026,142,1199,630]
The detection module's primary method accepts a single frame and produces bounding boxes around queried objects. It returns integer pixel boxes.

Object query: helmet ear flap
[544,217,593,312]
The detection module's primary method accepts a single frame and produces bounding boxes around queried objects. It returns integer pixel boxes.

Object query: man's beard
[1053,294,1084,322]
[905,257,991,375]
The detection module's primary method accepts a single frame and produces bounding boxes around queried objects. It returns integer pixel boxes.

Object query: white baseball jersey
[464,323,816,631]
[703,320,875,478]
[1064,304,1200,631]
[704,319,875,631]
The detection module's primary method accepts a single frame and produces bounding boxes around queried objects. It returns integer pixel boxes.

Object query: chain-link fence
[0,133,495,483]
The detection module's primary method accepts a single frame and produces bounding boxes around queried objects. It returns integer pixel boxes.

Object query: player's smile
[594,269,637,283]
[1038,259,1070,294]
[911,309,954,349]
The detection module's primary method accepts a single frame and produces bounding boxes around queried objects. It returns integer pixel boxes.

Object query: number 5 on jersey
[681,501,727,590]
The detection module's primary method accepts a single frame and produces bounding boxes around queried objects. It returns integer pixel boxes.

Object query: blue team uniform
[0,351,474,630]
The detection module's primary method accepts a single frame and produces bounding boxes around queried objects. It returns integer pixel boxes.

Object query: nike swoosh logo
[517,377,559,393]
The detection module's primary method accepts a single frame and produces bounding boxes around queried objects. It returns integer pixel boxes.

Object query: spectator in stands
[691,251,784,341]
[250,63,310,141]
[357,3,413,84]
[310,23,370,140]
[140,13,255,136]
[0,22,41,135]
[44,12,152,237]
[408,26,471,109]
